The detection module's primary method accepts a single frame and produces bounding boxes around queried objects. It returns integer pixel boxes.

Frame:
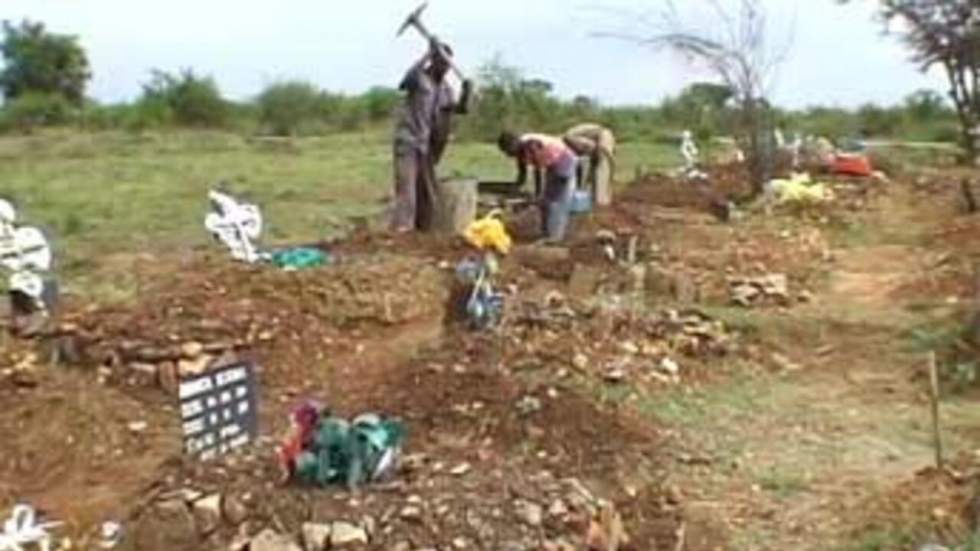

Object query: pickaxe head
[396,2,428,37]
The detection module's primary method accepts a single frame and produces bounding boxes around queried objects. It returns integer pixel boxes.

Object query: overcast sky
[2,0,949,109]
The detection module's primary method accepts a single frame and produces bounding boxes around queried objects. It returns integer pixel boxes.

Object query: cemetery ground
[1,130,979,550]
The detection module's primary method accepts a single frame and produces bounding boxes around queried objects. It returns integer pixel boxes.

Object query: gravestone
[179,360,259,460]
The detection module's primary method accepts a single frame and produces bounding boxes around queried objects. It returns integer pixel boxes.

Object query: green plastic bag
[293,414,405,489]
[270,247,331,270]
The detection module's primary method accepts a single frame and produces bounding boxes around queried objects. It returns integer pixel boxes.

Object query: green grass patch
[0,129,678,288]
[754,466,810,499]
[635,371,773,428]
[838,529,919,551]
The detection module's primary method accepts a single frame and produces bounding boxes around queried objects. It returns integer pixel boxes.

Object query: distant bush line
[0,66,960,146]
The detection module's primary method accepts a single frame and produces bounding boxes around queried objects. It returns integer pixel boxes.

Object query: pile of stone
[728,273,790,307]
[124,453,642,551]
[513,294,734,386]
[44,316,264,392]
[128,488,256,550]
[644,308,733,357]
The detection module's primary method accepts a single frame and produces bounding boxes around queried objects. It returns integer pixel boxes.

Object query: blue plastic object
[569,189,593,214]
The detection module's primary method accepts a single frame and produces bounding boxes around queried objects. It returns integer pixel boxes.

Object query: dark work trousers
[392,147,437,231]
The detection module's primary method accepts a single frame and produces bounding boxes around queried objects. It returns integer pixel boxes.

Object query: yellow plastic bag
[767,173,833,204]
[463,210,512,255]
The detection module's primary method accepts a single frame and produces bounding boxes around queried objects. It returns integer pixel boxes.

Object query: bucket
[569,189,592,214]
[434,178,478,234]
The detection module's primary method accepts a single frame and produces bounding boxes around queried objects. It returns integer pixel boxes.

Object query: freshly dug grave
[41,252,451,392]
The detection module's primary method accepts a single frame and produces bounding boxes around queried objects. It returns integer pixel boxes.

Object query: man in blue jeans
[497,131,578,243]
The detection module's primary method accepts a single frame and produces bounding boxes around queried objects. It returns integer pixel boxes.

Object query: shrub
[857,103,902,137]
[337,96,367,131]
[123,96,172,132]
[75,102,130,130]
[363,86,399,122]
[0,91,73,131]
[138,69,228,128]
[257,81,321,136]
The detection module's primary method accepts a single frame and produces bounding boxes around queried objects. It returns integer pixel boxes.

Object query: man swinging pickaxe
[390,2,474,233]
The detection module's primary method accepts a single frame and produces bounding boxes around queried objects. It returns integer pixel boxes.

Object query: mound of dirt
[113,315,683,551]
[46,253,451,390]
[844,458,980,547]
[0,372,179,531]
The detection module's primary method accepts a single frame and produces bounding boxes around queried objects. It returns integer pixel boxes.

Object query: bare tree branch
[592,0,794,193]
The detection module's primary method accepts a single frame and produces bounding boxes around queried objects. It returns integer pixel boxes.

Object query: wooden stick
[962,178,977,213]
[928,350,944,470]
[673,521,687,551]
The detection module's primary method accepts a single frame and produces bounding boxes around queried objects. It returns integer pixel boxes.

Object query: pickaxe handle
[399,5,466,81]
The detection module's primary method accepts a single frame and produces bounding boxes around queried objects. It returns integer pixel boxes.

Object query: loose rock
[301,523,332,551]
[250,529,302,551]
[178,355,213,377]
[131,499,197,550]
[127,421,148,434]
[514,499,543,527]
[181,341,204,358]
[771,352,801,372]
[618,341,639,355]
[603,368,626,383]
[192,494,222,536]
[221,492,250,526]
[400,505,423,522]
[516,396,542,416]
[658,357,680,377]
[330,521,369,547]
[548,499,569,518]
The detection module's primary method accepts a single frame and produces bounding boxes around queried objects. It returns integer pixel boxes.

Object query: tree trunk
[738,98,772,197]
[962,121,980,167]
[945,60,980,166]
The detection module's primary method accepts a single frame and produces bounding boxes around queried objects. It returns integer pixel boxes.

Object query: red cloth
[277,402,322,475]
[831,154,873,177]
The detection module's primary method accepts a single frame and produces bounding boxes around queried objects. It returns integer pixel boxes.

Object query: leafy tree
[139,69,228,127]
[677,82,734,112]
[460,56,535,140]
[0,20,91,104]
[846,1,980,162]
[673,82,735,148]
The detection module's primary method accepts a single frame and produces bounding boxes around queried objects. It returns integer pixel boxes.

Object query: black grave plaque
[179,360,259,460]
